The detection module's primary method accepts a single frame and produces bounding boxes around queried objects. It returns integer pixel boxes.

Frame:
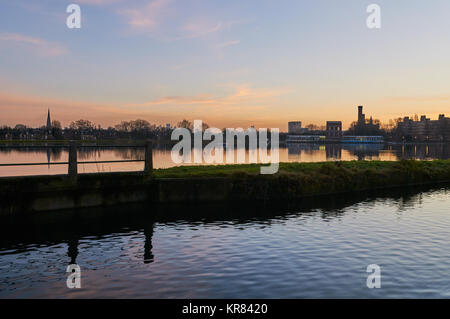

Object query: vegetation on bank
[153,160,450,198]
[1,160,450,203]
[153,160,450,178]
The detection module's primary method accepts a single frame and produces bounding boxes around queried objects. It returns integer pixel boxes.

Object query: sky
[1,0,450,130]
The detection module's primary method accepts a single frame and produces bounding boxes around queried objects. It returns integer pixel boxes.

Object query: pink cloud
[116,0,234,41]
[180,21,223,39]
[215,40,240,49]
[129,84,290,108]
[0,33,67,57]
[118,0,172,31]
[76,0,123,5]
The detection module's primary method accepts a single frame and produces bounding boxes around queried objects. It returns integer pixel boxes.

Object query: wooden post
[68,141,78,180]
[144,140,153,175]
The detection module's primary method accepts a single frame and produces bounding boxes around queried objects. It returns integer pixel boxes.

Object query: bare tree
[51,120,62,129]
[69,119,95,131]
[177,119,193,130]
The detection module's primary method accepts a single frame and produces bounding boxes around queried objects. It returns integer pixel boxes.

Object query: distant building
[288,121,303,134]
[358,106,365,126]
[397,114,450,141]
[286,135,326,143]
[46,109,52,131]
[350,105,381,136]
[326,121,342,138]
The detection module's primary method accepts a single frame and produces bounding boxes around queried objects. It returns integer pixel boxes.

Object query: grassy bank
[1,160,450,214]
[153,160,450,199]
[154,160,450,178]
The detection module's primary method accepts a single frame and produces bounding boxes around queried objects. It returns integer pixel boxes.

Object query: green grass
[2,160,450,206]
[152,160,450,198]
[153,160,450,178]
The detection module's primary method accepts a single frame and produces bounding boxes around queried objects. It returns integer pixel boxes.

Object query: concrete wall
[0,173,235,216]
[2,162,450,216]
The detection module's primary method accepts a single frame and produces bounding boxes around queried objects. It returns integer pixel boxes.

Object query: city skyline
[3,105,449,133]
[2,1,450,130]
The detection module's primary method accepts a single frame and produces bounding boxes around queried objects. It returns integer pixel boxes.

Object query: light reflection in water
[0,143,449,176]
[0,186,449,298]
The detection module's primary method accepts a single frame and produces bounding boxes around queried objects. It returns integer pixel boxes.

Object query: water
[0,143,449,177]
[1,186,450,298]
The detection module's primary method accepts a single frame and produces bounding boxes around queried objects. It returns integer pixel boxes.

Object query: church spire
[46,109,51,130]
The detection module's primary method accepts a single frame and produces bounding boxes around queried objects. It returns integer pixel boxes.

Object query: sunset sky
[1,0,450,130]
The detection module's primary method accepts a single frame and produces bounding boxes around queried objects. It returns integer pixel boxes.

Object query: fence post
[68,141,78,180]
[144,140,153,175]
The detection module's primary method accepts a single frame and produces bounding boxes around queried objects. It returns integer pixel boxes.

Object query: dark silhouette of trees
[177,119,193,130]
[69,119,95,131]
[346,119,383,136]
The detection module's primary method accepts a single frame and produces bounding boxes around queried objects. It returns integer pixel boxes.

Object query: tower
[46,109,51,130]
[358,106,365,125]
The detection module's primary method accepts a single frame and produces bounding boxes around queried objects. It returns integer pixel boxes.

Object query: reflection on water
[287,143,450,161]
[0,143,449,176]
[1,185,450,298]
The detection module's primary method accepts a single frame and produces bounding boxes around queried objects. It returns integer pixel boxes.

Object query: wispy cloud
[0,86,290,129]
[383,95,450,102]
[178,21,223,39]
[215,40,240,49]
[118,0,172,31]
[122,84,290,128]
[116,0,245,42]
[130,94,217,106]
[129,84,289,108]
[0,32,67,57]
[76,0,123,5]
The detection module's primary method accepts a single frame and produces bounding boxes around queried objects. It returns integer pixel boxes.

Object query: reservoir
[0,143,449,177]
[1,185,450,298]
[1,143,450,298]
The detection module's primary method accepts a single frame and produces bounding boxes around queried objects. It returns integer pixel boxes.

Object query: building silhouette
[358,106,365,125]
[46,109,52,131]
[288,121,306,134]
[397,114,450,142]
[326,121,342,139]
[348,105,381,136]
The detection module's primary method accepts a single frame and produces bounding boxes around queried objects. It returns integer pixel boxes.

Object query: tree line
[0,119,210,141]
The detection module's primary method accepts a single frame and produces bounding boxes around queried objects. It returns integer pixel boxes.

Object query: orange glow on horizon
[1,90,449,131]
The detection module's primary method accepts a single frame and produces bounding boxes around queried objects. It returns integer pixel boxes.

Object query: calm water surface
[1,186,450,298]
[0,143,449,176]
